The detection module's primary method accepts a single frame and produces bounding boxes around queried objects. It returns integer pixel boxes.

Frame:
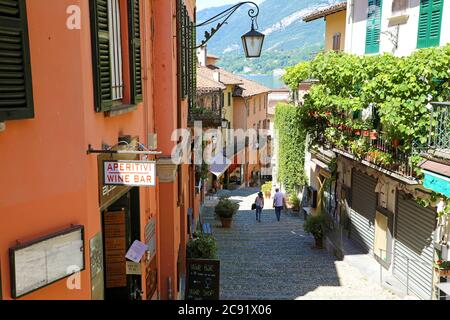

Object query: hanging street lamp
[241,21,265,58]
[191,1,265,58]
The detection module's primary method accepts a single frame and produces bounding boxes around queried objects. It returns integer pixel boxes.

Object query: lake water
[240,74,287,89]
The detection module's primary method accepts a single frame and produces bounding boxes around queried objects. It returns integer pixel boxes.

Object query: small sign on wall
[104,160,156,187]
[90,233,104,300]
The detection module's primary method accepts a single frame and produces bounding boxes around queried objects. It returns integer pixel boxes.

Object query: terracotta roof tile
[196,72,226,92]
[303,2,347,22]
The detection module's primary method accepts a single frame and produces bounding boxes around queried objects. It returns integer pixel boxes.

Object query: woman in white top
[255,192,264,222]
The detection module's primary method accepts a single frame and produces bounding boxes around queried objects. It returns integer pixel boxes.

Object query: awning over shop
[420,159,450,196]
[423,170,450,197]
[209,152,232,178]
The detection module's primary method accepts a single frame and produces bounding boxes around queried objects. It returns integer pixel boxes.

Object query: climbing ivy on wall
[274,103,307,193]
[283,45,450,151]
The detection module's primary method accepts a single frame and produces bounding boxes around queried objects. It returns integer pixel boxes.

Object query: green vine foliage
[282,61,311,90]
[285,45,450,151]
[274,103,307,193]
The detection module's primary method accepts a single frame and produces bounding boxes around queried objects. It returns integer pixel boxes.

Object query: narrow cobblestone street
[203,188,401,300]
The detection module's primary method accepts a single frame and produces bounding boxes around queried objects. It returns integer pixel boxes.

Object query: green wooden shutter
[90,0,112,112]
[129,0,142,103]
[0,0,34,121]
[365,0,382,54]
[417,0,443,48]
[417,0,431,48]
[429,0,444,46]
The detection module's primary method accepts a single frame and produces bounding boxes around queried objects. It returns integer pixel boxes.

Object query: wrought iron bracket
[185,1,260,49]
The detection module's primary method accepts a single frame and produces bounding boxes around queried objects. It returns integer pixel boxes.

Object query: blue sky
[197,0,264,11]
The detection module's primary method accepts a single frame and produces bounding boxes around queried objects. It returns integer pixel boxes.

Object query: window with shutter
[91,0,113,111]
[91,0,142,113]
[129,0,142,103]
[417,0,443,48]
[178,0,196,110]
[333,32,341,51]
[365,0,383,54]
[0,0,34,121]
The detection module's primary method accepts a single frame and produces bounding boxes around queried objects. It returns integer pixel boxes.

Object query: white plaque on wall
[10,226,85,299]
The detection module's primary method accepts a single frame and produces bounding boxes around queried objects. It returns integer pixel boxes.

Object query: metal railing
[331,130,417,180]
[428,102,450,153]
[188,106,222,127]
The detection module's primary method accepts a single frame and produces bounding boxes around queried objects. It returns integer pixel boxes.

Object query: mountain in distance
[197,0,342,75]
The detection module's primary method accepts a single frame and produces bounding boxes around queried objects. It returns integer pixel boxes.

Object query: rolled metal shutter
[349,170,377,252]
[393,193,436,300]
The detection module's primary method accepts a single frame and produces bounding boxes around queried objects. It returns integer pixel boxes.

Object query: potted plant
[186,234,218,259]
[434,259,450,277]
[350,139,369,159]
[370,130,378,140]
[215,197,239,228]
[303,214,325,248]
[289,194,301,213]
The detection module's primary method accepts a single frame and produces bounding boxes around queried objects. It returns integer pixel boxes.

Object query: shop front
[94,140,157,300]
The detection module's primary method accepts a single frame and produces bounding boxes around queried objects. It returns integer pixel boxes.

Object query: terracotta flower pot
[354,130,361,136]
[370,131,378,140]
[363,130,370,137]
[220,217,233,228]
[392,139,400,148]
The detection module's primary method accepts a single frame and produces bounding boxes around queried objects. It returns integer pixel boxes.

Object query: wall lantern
[187,1,265,59]
[221,119,229,129]
[241,22,265,58]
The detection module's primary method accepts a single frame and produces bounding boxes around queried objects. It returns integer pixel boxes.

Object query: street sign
[104,160,156,187]
[186,259,220,300]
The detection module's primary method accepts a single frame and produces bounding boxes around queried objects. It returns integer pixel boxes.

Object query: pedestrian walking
[254,192,264,222]
[273,188,285,222]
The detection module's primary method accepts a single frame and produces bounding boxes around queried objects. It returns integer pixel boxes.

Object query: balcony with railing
[319,120,419,182]
[427,102,450,159]
[188,106,223,127]
[188,91,224,127]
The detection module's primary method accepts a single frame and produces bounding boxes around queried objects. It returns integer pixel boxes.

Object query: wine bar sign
[104,160,156,187]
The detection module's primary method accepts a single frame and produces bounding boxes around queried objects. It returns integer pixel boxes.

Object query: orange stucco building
[195,48,270,187]
[0,0,198,300]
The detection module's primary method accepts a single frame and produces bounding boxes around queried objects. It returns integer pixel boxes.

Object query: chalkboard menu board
[186,259,220,300]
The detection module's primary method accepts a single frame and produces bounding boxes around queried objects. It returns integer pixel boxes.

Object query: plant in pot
[186,234,218,259]
[215,197,239,228]
[303,214,325,249]
[289,194,301,213]
[350,139,369,159]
